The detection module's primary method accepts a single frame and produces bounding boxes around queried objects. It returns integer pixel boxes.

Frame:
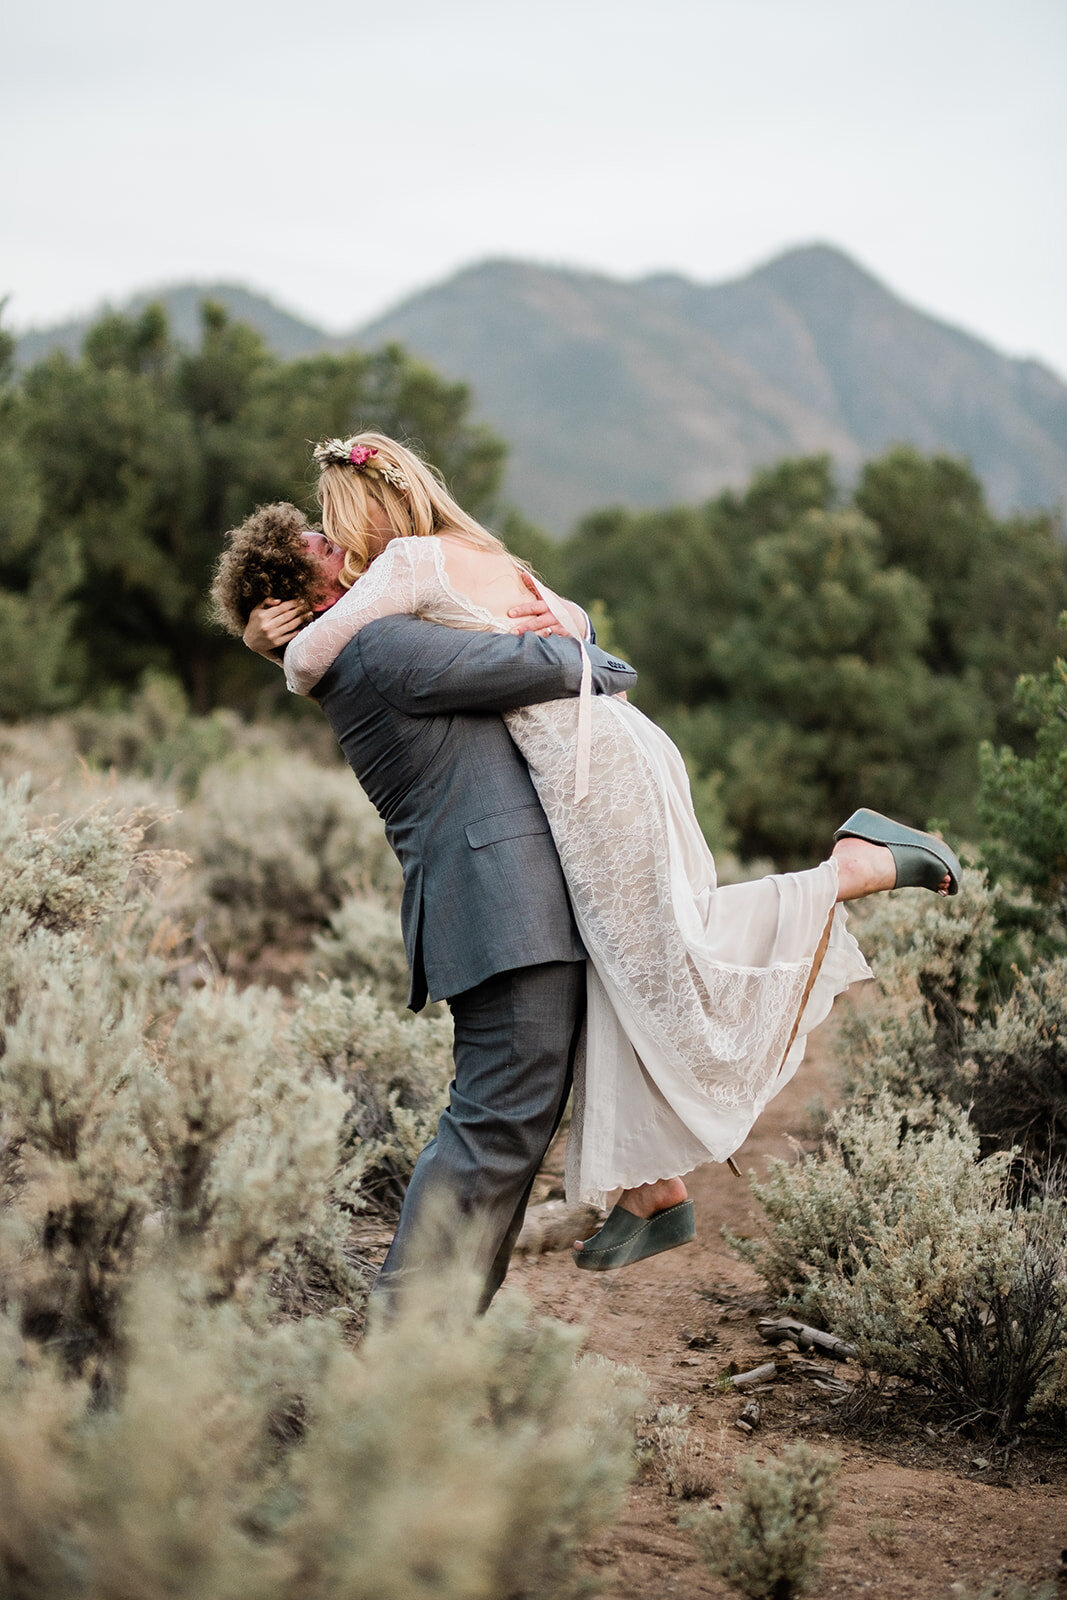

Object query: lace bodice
[285,536,530,696]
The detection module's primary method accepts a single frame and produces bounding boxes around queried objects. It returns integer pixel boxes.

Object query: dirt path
[508,1020,1067,1600]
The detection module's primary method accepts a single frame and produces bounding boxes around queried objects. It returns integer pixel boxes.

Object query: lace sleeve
[283,539,439,695]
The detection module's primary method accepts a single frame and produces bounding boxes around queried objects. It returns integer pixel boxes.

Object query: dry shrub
[1,965,361,1384]
[0,783,381,1377]
[1,690,400,970]
[290,983,453,1219]
[0,772,645,1600]
[0,775,176,939]
[0,717,82,793]
[842,872,1067,1173]
[0,1272,643,1600]
[171,752,401,958]
[838,868,1002,1101]
[312,890,412,1009]
[291,1289,645,1600]
[69,672,249,798]
[647,1403,714,1500]
[960,959,1067,1172]
[730,1094,1067,1433]
[686,1442,838,1600]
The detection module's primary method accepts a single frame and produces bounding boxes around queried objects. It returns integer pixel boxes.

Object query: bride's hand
[508,571,581,638]
[508,599,568,637]
[244,598,310,659]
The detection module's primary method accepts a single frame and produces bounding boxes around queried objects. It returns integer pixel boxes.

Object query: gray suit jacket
[313,614,636,1009]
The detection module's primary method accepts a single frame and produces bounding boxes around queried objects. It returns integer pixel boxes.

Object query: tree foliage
[978,621,1067,930]
[2,302,506,714]
[4,294,1065,866]
[559,452,1067,862]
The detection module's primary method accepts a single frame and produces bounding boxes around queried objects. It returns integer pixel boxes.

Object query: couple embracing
[214,432,960,1312]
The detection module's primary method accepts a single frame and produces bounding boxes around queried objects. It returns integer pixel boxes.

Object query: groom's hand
[244,598,310,661]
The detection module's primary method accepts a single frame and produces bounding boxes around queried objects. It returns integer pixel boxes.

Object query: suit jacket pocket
[465,806,551,849]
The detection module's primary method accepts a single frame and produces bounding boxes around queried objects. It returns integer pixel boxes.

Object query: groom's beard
[311,586,345,615]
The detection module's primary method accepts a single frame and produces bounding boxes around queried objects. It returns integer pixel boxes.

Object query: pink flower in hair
[349,445,379,468]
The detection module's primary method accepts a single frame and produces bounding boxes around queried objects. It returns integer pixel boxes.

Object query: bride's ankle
[618,1175,688,1218]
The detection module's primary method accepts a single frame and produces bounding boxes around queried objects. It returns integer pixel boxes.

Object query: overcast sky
[4,0,1066,375]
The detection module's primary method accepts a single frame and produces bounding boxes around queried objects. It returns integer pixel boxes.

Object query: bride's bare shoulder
[434,532,529,613]
[436,531,512,574]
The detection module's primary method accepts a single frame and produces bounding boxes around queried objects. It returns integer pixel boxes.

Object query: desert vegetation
[2,297,1065,1594]
[0,726,647,1597]
[731,631,1067,1440]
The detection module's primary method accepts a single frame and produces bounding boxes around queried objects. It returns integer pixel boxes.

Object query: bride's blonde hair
[313,431,514,588]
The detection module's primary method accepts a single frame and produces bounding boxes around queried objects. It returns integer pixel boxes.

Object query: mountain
[15,248,1067,529]
[14,282,332,367]
[356,247,1067,527]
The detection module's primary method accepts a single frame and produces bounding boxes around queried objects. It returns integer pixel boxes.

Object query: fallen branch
[730,1361,777,1388]
[810,1376,852,1396]
[734,1398,762,1433]
[756,1317,856,1362]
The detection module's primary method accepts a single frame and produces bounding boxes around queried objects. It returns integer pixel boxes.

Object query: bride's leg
[831,837,950,900]
[614,1175,689,1218]
[573,1175,688,1252]
[832,837,896,900]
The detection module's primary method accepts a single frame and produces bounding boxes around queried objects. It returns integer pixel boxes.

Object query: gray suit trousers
[373,959,586,1311]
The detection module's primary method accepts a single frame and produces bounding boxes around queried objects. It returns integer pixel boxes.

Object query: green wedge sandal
[573,1198,696,1272]
[834,808,962,895]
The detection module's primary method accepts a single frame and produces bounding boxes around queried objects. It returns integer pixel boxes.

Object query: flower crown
[312,437,410,491]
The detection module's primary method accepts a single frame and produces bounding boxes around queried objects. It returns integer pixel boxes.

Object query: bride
[245,432,960,1271]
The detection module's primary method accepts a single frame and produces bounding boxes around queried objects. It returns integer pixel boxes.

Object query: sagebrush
[0,1266,644,1600]
[730,1094,1067,1431]
[0,774,644,1598]
[686,1442,838,1600]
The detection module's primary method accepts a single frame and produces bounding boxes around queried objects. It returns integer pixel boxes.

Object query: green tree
[561,458,837,717]
[856,447,1067,741]
[0,315,81,716]
[664,509,982,863]
[8,302,508,713]
[559,450,1064,863]
[979,620,1067,936]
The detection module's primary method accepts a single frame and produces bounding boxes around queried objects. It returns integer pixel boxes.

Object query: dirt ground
[511,1016,1067,1600]
[360,1013,1067,1599]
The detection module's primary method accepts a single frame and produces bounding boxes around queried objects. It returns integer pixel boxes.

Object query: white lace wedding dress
[285,535,873,1205]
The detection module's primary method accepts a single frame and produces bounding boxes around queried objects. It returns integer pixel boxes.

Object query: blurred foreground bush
[0,1269,643,1600]
[0,775,643,1597]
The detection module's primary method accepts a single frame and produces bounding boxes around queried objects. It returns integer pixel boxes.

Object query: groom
[243,591,635,1309]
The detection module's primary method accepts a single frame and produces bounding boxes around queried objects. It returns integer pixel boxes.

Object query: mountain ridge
[14,246,1067,529]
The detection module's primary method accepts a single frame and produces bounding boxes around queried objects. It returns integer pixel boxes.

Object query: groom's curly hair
[211,502,326,636]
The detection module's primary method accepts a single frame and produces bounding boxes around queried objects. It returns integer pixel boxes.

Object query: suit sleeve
[356,615,636,715]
